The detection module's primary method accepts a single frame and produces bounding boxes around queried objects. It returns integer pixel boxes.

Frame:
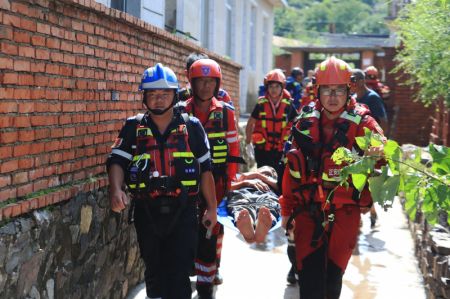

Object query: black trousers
[134,199,198,299]
[298,244,343,299]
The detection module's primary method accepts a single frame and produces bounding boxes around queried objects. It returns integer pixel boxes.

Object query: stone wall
[408,210,450,299]
[0,187,142,299]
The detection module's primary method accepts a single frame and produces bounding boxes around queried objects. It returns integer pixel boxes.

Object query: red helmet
[364,66,379,77]
[264,69,286,87]
[189,58,222,87]
[314,56,352,86]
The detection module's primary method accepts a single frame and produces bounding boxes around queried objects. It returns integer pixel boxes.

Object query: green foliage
[394,0,450,107]
[274,0,389,37]
[331,130,450,225]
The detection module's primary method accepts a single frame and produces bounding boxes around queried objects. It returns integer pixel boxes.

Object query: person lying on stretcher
[227,166,280,243]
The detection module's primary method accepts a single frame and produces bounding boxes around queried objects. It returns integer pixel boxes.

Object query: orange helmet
[264,69,286,87]
[314,56,352,86]
[364,66,378,77]
[189,58,222,97]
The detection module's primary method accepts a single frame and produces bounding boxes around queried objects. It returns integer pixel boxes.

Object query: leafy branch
[331,128,450,225]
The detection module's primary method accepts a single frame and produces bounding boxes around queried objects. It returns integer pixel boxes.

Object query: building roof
[276,33,398,52]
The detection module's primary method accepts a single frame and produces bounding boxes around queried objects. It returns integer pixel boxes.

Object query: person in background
[351,68,389,228]
[286,67,304,111]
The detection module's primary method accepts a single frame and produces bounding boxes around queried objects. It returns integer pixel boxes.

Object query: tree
[274,0,389,37]
[394,0,450,107]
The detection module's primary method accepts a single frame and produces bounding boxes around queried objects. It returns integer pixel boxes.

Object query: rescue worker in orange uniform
[182,58,241,299]
[245,69,298,172]
[364,66,390,101]
[280,56,385,299]
[178,52,234,106]
[107,63,217,299]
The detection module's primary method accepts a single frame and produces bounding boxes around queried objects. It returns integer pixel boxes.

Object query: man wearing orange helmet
[245,69,298,172]
[280,57,385,299]
[183,58,241,299]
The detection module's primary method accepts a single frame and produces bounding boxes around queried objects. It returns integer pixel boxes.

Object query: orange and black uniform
[280,98,384,299]
[251,96,298,170]
[106,112,211,299]
[184,97,239,297]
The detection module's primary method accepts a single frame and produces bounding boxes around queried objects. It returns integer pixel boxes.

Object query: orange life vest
[126,117,200,198]
[286,98,372,207]
[252,97,292,152]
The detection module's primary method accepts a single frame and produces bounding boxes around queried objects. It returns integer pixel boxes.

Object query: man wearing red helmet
[280,57,385,299]
[183,58,241,299]
[364,66,390,101]
[245,69,298,172]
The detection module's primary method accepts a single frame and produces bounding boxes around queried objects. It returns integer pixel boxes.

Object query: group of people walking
[107,53,389,299]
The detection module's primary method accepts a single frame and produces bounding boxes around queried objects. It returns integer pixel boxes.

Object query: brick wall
[383,47,433,145]
[0,0,241,218]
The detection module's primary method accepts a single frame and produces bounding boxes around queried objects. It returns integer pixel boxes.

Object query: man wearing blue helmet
[107,63,217,299]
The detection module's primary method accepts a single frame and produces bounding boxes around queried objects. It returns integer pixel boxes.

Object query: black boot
[197,284,214,299]
[287,265,297,284]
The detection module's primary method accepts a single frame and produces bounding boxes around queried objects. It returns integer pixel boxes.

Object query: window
[225,0,234,58]
[249,5,256,70]
[107,0,165,29]
[201,0,210,48]
[262,16,269,73]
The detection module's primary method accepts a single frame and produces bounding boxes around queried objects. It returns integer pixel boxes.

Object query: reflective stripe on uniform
[173,152,194,158]
[289,168,301,179]
[133,153,151,161]
[208,132,226,138]
[181,180,197,186]
[213,152,227,157]
[213,145,227,150]
[111,149,133,160]
[197,152,211,163]
[340,111,362,124]
[213,158,226,163]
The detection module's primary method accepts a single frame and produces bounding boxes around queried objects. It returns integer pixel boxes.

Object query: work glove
[245,143,255,161]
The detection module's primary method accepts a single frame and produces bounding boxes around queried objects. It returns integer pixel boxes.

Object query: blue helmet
[139,63,178,91]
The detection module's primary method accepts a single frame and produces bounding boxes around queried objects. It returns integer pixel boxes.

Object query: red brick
[0,26,12,40]
[63,127,75,137]
[0,131,17,143]
[11,203,22,217]
[45,63,59,74]
[0,57,13,70]
[12,171,28,184]
[17,74,34,85]
[11,2,28,14]
[0,175,11,188]
[35,128,50,139]
[18,45,35,58]
[47,77,62,87]
[29,197,38,210]
[20,19,37,32]
[38,196,46,208]
[46,37,60,49]
[18,130,35,142]
[3,13,20,27]
[2,204,14,217]
[14,116,31,128]
[32,178,48,192]
[0,146,12,159]
[30,61,46,72]
[14,88,31,100]
[0,101,17,112]
[13,143,30,157]
[0,42,19,55]
[13,30,31,43]
[31,35,46,46]
[33,76,48,88]
[18,157,34,169]
[20,201,30,214]
[14,59,31,71]
[36,48,50,60]
[29,142,44,155]
[0,159,18,173]
[1,72,18,84]
[50,26,64,38]
[29,168,44,180]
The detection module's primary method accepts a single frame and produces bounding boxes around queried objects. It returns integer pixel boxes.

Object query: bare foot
[254,207,275,243]
[236,210,255,243]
